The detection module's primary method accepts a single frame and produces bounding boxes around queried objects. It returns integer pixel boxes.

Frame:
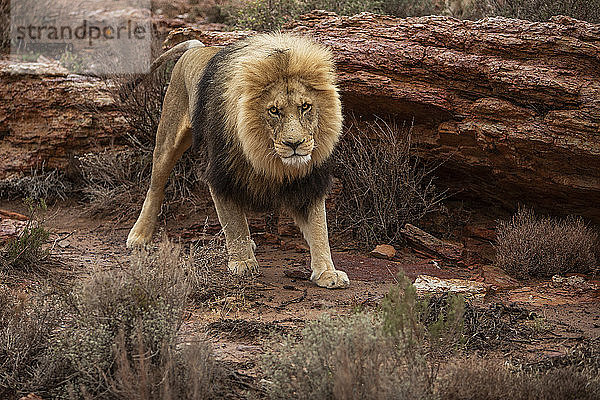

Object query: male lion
[127,33,349,289]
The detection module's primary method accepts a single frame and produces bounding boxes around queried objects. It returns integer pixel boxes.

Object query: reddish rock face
[4,12,600,222]
[284,12,600,221]
[0,62,128,180]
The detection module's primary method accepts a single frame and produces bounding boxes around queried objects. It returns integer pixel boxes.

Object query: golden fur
[127,33,349,288]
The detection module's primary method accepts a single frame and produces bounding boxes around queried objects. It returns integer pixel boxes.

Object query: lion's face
[224,34,342,182]
[263,79,319,167]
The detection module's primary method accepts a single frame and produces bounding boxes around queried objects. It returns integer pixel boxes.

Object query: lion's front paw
[228,258,259,275]
[126,223,154,248]
[312,269,350,289]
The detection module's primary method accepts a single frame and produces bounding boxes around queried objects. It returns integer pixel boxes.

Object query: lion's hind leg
[210,188,259,275]
[127,74,192,248]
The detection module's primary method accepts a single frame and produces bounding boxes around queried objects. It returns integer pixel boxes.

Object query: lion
[126,33,350,289]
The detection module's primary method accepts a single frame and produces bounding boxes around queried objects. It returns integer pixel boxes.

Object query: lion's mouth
[281,153,311,167]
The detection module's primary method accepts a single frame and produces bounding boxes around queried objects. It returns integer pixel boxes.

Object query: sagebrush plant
[261,313,433,400]
[262,274,469,399]
[0,285,67,399]
[53,240,191,397]
[495,208,598,279]
[0,198,51,273]
[106,327,225,400]
[1,239,227,399]
[333,118,446,248]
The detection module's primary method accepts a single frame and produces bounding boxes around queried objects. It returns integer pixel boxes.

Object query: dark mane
[191,41,334,219]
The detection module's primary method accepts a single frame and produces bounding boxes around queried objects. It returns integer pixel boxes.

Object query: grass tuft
[0,199,51,274]
[495,208,598,279]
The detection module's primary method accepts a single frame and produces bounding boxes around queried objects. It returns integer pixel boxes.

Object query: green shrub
[495,208,598,279]
[262,275,468,399]
[381,272,465,356]
[229,0,385,30]
[231,0,301,31]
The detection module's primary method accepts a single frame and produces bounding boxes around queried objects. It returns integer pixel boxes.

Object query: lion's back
[175,46,222,106]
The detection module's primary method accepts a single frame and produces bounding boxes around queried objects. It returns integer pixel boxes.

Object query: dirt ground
[3,197,599,388]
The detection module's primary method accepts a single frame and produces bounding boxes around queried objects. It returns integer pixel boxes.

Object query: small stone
[413,275,488,299]
[370,244,396,260]
[0,218,28,243]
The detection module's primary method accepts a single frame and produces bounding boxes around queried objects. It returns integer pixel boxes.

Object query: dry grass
[0,166,71,202]
[438,358,600,400]
[423,295,546,352]
[495,208,598,279]
[186,233,259,313]
[332,118,446,249]
[77,149,152,219]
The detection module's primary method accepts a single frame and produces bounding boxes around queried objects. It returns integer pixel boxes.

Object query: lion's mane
[192,33,342,218]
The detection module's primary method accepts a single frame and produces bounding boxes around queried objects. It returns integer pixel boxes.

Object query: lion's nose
[282,139,305,150]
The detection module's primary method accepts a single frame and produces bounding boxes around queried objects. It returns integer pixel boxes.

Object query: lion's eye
[300,103,312,112]
[268,106,280,116]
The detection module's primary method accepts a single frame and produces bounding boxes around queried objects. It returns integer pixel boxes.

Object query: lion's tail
[148,39,205,76]
[120,40,205,100]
